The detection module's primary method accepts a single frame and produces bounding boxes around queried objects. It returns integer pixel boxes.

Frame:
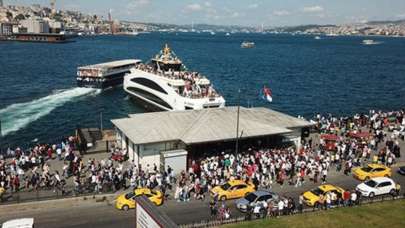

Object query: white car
[1,218,34,228]
[356,177,397,198]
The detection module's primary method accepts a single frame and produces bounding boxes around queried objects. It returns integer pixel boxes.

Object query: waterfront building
[48,20,63,33]
[111,107,312,174]
[0,22,14,35]
[20,18,50,33]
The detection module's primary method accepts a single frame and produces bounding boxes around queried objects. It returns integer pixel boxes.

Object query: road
[1,165,404,228]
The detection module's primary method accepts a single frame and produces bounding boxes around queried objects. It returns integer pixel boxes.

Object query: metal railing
[0,184,119,205]
[179,194,405,228]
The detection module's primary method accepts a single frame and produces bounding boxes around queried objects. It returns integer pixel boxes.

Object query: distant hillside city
[1,1,405,37]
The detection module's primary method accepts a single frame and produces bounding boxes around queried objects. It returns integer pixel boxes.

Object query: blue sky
[6,0,405,26]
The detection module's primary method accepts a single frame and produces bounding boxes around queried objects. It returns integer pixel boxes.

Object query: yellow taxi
[352,164,392,181]
[115,188,163,211]
[210,179,256,201]
[303,184,345,206]
[0,186,5,198]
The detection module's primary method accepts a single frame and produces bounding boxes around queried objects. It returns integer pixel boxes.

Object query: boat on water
[362,39,380,45]
[123,44,226,111]
[241,41,255,48]
[314,36,321,40]
[225,32,231,36]
[77,59,141,89]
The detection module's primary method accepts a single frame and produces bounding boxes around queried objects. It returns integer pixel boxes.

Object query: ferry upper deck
[78,59,141,78]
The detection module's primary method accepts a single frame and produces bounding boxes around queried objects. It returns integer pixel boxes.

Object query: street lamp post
[235,89,241,158]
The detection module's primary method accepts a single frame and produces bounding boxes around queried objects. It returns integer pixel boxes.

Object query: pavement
[1,133,404,227]
[0,151,130,204]
[1,164,405,228]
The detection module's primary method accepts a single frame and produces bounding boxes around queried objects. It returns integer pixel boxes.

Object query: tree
[14,14,25,21]
[6,11,12,19]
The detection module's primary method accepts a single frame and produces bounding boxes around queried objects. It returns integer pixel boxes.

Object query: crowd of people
[1,109,404,223]
[0,137,135,200]
[169,109,404,220]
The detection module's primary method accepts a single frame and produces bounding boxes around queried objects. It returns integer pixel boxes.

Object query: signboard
[136,202,160,228]
[135,195,178,228]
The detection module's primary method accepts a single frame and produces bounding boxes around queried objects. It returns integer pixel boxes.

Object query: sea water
[0,33,404,146]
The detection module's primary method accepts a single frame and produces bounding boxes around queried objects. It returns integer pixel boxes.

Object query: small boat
[314,36,321,40]
[362,39,380,45]
[225,32,231,36]
[241,41,255,48]
[210,31,216,35]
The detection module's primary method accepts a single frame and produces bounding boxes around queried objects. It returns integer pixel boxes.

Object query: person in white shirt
[278,199,284,217]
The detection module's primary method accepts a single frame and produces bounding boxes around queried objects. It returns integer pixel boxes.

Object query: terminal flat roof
[78,59,141,70]
[112,107,313,145]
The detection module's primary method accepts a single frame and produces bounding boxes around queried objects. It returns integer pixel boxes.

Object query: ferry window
[131,78,167,94]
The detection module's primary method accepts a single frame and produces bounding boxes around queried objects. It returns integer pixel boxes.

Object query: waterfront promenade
[1,110,404,227]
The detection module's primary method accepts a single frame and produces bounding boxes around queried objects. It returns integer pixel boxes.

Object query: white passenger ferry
[77,59,141,89]
[123,44,226,111]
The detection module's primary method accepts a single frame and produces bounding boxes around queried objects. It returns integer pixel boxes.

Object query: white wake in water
[0,87,100,136]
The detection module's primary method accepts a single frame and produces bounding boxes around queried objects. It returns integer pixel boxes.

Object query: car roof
[318,184,339,191]
[228,180,247,185]
[135,188,152,195]
[369,177,393,183]
[368,164,387,168]
[251,190,275,197]
[2,218,34,228]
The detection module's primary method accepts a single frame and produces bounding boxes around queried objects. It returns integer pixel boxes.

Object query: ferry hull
[128,93,167,112]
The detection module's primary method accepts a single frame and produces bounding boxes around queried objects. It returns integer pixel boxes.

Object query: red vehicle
[111,152,125,162]
[347,131,370,140]
[320,134,339,151]
[347,131,370,149]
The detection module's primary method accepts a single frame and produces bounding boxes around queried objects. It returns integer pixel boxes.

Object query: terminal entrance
[185,134,287,168]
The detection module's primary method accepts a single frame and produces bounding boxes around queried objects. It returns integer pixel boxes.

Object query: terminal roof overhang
[111,107,313,145]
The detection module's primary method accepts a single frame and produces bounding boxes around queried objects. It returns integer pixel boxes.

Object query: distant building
[0,22,14,35]
[48,20,63,33]
[20,18,50,33]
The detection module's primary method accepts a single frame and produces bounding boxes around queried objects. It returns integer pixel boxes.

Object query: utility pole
[235,89,241,158]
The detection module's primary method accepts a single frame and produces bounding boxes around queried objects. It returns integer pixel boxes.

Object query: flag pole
[235,88,241,158]
[100,112,103,132]
[0,119,2,153]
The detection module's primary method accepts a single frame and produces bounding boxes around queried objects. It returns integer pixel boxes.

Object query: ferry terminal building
[111,107,313,174]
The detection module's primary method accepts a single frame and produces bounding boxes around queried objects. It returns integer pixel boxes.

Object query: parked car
[1,218,34,228]
[352,164,391,181]
[398,166,405,175]
[235,190,279,212]
[303,184,345,206]
[115,187,163,211]
[356,177,398,198]
[210,179,255,201]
